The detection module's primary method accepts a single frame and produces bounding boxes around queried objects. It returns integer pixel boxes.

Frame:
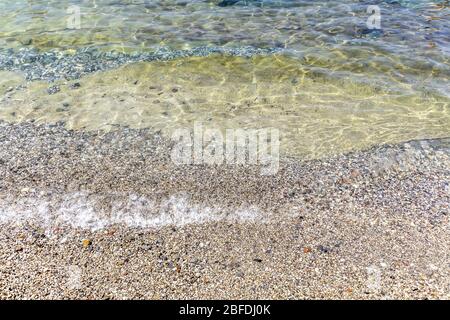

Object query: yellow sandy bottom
[1,54,449,159]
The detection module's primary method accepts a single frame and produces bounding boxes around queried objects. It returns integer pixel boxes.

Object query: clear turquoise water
[0,0,449,158]
[1,1,449,96]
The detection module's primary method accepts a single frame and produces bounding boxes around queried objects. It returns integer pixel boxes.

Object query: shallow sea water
[0,0,449,159]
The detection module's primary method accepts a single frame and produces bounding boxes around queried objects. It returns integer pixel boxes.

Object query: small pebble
[69,82,81,89]
[47,85,60,95]
[82,239,92,248]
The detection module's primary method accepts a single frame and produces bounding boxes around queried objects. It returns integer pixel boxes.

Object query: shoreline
[0,121,448,299]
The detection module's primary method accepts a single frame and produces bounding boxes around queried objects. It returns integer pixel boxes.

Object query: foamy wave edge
[0,191,269,232]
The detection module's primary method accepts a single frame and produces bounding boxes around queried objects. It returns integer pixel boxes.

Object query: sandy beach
[0,121,448,299]
[1,0,449,301]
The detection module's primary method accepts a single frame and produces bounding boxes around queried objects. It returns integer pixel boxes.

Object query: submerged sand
[2,54,449,160]
[0,122,448,299]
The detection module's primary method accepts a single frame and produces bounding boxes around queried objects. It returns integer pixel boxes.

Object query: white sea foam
[0,191,266,232]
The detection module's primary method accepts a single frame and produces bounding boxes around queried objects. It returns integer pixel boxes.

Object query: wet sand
[0,121,448,299]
